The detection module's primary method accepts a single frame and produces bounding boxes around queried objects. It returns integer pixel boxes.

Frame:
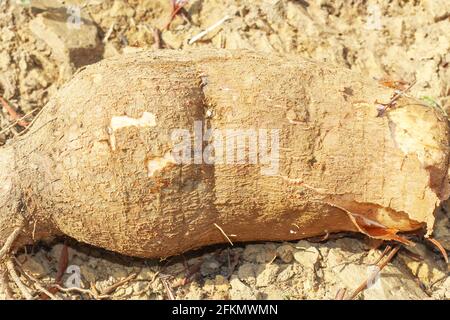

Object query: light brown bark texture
[1,49,449,258]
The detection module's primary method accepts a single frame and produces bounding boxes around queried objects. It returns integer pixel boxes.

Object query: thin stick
[101,273,137,295]
[160,276,175,300]
[17,106,47,136]
[103,22,115,43]
[214,223,234,246]
[0,226,23,261]
[0,96,29,127]
[335,288,346,300]
[372,245,392,265]
[165,0,189,30]
[0,108,38,136]
[348,245,401,300]
[188,15,231,45]
[6,259,34,300]
[427,238,449,264]
[376,80,416,116]
[53,284,110,299]
[152,27,163,49]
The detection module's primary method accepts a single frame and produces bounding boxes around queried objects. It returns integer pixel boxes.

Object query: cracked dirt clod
[29,1,103,69]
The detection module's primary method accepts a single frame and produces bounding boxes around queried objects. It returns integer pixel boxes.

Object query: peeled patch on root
[108,112,157,151]
[388,106,447,170]
[110,112,157,131]
[146,152,176,177]
[386,102,450,235]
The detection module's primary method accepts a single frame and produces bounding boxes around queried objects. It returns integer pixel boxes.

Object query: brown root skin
[0,147,24,253]
[0,49,449,258]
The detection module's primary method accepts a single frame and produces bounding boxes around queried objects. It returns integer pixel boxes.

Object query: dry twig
[376,80,416,116]
[214,223,234,246]
[165,0,189,30]
[101,273,137,295]
[160,275,176,300]
[348,245,401,300]
[0,96,29,127]
[188,15,231,45]
[6,259,33,300]
[0,226,23,261]
[426,238,448,264]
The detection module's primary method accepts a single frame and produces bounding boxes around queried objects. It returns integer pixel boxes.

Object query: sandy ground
[0,0,449,299]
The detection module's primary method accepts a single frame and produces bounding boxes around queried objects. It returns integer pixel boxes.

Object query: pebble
[229,276,257,300]
[200,257,221,276]
[277,265,295,282]
[276,244,295,263]
[293,246,320,268]
[237,263,256,285]
[256,264,279,287]
[29,10,102,67]
[21,256,47,279]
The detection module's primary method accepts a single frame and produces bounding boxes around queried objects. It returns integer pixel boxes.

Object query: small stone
[110,0,135,17]
[29,10,102,68]
[433,208,450,250]
[80,265,97,283]
[50,244,75,261]
[229,276,256,300]
[125,286,133,296]
[132,281,148,293]
[443,278,450,299]
[238,263,256,285]
[293,246,320,268]
[200,257,220,276]
[276,244,295,263]
[423,0,450,20]
[137,267,155,281]
[1,28,15,42]
[326,248,345,267]
[277,265,295,282]
[203,279,215,293]
[161,31,184,49]
[265,288,286,300]
[109,266,128,279]
[214,275,230,292]
[114,288,125,297]
[184,283,203,300]
[243,244,276,263]
[256,264,280,287]
[151,278,164,292]
[21,256,47,279]
[95,276,115,293]
[399,244,446,287]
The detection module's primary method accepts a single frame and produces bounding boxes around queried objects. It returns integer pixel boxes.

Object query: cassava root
[0,49,449,259]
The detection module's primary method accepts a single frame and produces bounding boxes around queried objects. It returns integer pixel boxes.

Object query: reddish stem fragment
[427,238,448,264]
[165,0,189,30]
[348,245,401,300]
[0,96,29,127]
